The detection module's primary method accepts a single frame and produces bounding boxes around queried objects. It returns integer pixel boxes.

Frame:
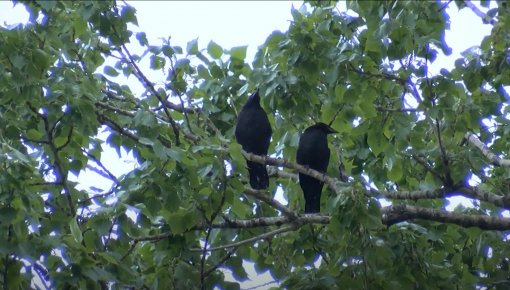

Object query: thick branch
[131,204,510,248]
[377,188,451,200]
[162,99,200,114]
[243,152,343,194]
[245,152,510,209]
[383,204,510,230]
[465,132,510,167]
[376,186,510,209]
[268,167,298,181]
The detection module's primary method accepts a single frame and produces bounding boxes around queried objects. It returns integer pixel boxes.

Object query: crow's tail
[301,174,323,213]
[246,161,269,190]
[304,200,321,214]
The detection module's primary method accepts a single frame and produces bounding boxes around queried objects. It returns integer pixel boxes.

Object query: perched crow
[296,123,337,213]
[235,90,272,189]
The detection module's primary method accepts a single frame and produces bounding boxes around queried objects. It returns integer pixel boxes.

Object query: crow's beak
[328,126,338,134]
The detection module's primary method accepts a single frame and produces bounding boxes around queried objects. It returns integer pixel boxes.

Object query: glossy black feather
[296,123,337,213]
[235,91,272,189]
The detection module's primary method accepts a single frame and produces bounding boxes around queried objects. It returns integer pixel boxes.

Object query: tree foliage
[1,0,510,289]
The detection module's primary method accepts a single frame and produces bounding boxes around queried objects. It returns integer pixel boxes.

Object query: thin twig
[348,63,406,86]
[244,187,297,220]
[27,102,75,216]
[191,225,299,252]
[83,149,119,183]
[119,47,181,145]
[435,118,453,186]
[200,227,212,290]
[204,248,237,277]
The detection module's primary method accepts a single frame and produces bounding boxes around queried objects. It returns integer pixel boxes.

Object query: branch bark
[244,187,297,219]
[465,132,510,167]
[375,186,510,210]
[191,225,299,252]
[243,152,344,194]
[464,0,497,26]
[129,204,510,251]
[383,204,510,230]
[248,152,510,209]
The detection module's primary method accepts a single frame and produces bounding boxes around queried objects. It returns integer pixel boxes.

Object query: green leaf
[138,137,154,146]
[104,65,119,77]
[150,55,165,70]
[70,218,83,244]
[168,147,184,162]
[10,148,31,164]
[54,136,68,148]
[26,129,44,140]
[367,127,386,157]
[164,210,197,234]
[230,46,247,61]
[136,32,148,46]
[231,198,248,217]
[358,101,377,119]
[365,36,382,53]
[187,38,199,55]
[387,159,403,182]
[11,55,26,69]
[121,5,138,25]
[152,140,167,161]
[73,18,87,37]
[0,207,16,223]
[32,48,50,70]
[207,41,223,59]
[334,85,345,101]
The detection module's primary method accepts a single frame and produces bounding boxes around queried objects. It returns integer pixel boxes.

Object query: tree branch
[375,106,418,113]
[268,167,298,181]
[204,249,237,278]
[465,132,510,167]
[464,0,497,25]
[244,187,297,220]
[115,34,183,146]
[434,118,453,186]
[130,204,510,249]
[245,151,510,209]
[191,225,299,252]
[375,186,510,209]
[27,102,75,216]
[383,204,510,230]
[243,152,344,194]
[83,149,119,184]
[348,63,406,86]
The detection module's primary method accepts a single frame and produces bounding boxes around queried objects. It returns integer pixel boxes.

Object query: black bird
[235,90,272,189]
[296,123,337,213]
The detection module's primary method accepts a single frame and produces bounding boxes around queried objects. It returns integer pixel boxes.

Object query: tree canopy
[1,0,510,289]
